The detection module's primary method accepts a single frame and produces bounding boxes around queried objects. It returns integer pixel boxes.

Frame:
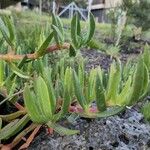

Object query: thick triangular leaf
[0,111,25,122]
[106,60,121,105]
[73,70,87,110]
[0,115,30,140]
[78,60,85,90]
[117,76,132,105]
[129,57,145,104]
[24,84,45,123]
[52,13,58,26]
[34,76,52,120]
[86,68,97,104]
[3,16,15,45]
[95,106,125,118]
[8,62,30,79]
[52,25,64,44]
[47,122,79,135]
[71,14,80,48]
[65,67,74,98]
[56,16,64,38]
[142,102,150,122]
[143,44,150,71]
[36,32,53,57]
[85,13,95,44]
[61,88,71,115]
[42,68,56,114]
[0,17,14,49]
[95,74,106,111]
[51,14,64,44]
[140,64,149,98]
[79,106,125,118]
[4,57,27,96]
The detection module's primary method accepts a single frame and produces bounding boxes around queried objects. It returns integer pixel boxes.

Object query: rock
[29,107,150,150]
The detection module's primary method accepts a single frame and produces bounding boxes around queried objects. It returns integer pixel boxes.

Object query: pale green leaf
[24,84,45,123]
[47,122,79,135]
[0,115,30,140]
[34,76,52,120]
[85,13,95,43]
[36,32,53,57]
[95,74,106,111]
[8,62,30,79]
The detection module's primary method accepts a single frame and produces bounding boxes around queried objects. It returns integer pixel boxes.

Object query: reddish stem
[0,43,70,61]
[14,102,25,111]
[19,125,41,150]
[47,128,54,135]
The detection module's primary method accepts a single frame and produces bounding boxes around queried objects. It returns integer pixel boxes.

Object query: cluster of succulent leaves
[0,12,95,148]
[0,11,150,149]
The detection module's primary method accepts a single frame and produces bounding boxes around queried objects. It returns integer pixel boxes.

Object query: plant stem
[19,125,41,149]
[8,124,38,149]
[0,43,70,61]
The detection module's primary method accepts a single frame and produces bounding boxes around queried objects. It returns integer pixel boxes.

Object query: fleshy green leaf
[64,67,73,94]
[78,59,85,90]
[117,76,132,105]
[34,76,52,120]
[79,106,125,118]
[106,60,121,105]
[142,102,150,122]
[85,13,95,43]
[73,70,87,110]
[61,88,71,115]
[42,68,56,114]
[86,68,97,103]
[8,62,30,79]
[51,14,64,44]
[3,16,15,45]
[140,64,149,98]
[95,106,125,118]
[0,17,14,49]
[71,14,80,48]
[143,44,150,71]
[36,32,53,57]
[24,84,45,123]
[0,111,25,122]
[0,115,30,140]
[47,122,79,135]
[61,68,72,115]
[52,25,64,44]
[56,16,64,38]
[95,74,106,111]
[129,57,145,104]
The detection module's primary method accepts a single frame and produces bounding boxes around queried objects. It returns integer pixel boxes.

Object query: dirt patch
[81,49,137,71]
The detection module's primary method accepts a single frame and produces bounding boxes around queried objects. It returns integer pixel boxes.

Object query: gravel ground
[29,49,150,150]
[29,104,150,150]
